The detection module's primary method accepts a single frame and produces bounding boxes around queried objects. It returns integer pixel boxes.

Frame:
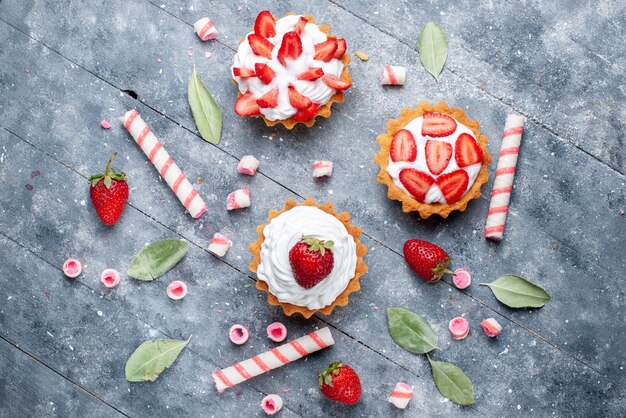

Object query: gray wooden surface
[0,0,624,416]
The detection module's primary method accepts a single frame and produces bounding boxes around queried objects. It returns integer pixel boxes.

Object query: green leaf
[127,239,188,281]
[480,275,550,308]
[419,21,448,82]
[387,307,439,354]
[428,357,474,405]
[188,65,222,144]
[125,336,191,382]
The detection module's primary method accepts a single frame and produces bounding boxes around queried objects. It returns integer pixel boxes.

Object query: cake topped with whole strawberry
[375,102,492,218]
[232,11,351,128]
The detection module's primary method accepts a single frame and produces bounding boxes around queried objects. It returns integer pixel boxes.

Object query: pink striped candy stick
[120,110,207,218]
[484,114,526,240]
[212,327,334,392]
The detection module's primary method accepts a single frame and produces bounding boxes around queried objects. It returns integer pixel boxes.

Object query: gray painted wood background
[0,0,624,416]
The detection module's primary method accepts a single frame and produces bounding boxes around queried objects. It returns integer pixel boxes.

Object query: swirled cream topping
[232,14,345,121]
[256,206,357,310]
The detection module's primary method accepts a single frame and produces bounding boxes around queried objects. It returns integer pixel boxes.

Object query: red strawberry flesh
[254,10,276,38]
[390,129,417,162]
[422,112,457,137]
[254,63,275,84]
[322,74,351,91]
[277,31,303,66]
[248,34,274,59]
[288,85,312,110]
[297,67,325,81]
[256,88,279,108]
[455,133,484,167]
[234,91,261,116]
[425,140,453,175]
[399,169,434,202]
[436,169,469,204]
[333,38,347,59]
[314,39,338,62]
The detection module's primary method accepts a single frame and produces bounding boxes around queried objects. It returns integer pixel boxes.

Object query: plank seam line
[4,127,625,394]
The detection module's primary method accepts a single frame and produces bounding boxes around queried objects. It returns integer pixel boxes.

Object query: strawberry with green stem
[403,239,455,282]
[88,153,128,226]
[288,236,334,289]
[318,361,362,405]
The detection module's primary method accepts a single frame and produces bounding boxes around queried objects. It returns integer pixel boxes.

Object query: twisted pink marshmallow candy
[193,17,218,41]
[212,327,334,392]
[120,110,207,218]
[313,161,333,178]
[388,382,413,409]
[381,66,406,85]
[237,155,260,176]
[226,188,250,210]
[208,233,232,257]
[481,318,502,337]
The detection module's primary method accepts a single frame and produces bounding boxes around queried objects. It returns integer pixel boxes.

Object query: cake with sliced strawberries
[232,11,352,129]
[374,101,492,218]
[249,199,367,318]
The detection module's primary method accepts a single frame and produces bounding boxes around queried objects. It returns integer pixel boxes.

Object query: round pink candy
[266,322,287,343]
[100,268,120,288]
[452,268,472,289]
[166,280,187,300]
[448,317,469,340]
[229,324,249,345]
[62,258,82,278]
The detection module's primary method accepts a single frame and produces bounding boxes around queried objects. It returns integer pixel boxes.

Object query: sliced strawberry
[425,140,453,175]
[254,63,275,84]
[294,16,308,34]
[297,68,324,81]
[436,169,469,204]
[277,31,303,66]
[234,92,261,116]
[248,34,274,59]
[254,10,276,38]
[314,39,338,62]
[333,38,347,59]
[322,75,351,91]
[256,88,279,108]
[399,169,435,202]
[293,103,320,122]
[390,129,417,162]
[288,85,312,110]
[455,133,484,167]
[232,67,255,78]
[421,112,457,137]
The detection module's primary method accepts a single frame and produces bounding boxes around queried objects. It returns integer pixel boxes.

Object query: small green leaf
[103,176,112,189]
[480,275,550,308]
[428,357,474,405]
[188,65,222,144]
[387,307,439,354]
[128,239,188,281]
[419,21,448,82]
[125,336,191,382]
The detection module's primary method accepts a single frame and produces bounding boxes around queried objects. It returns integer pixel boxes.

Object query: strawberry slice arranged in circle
[256,88,279,108]
[455,133,484,167]
[421,112,457,137]
[322,75,351,91]
[390,129,417,163]
[294,103,320,122]
[254,10,276,38]
[333,38,347,59]
[288,85,312,110]
[232,67,255,78]
[234,91,261,116]
[254,63,275,84]
[314,39,338,62]
[247,34,274,59]
[436,169,469,204]
[425,140,453,175]
[294,16,308,34]
[277,31,303,66]
[399,169,435,202]
[297,68,325,81]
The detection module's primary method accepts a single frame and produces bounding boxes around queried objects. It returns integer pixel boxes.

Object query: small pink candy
[208,232,232,257]
[237,155,260,176]
[452,268,472,289]
[261,394,283,415]
[448,317,469,340]
[480,318,502,337]
[193,17,218,41]
[313,160,333,178]
[266,322,287,343]
[226,188,250,210]
[100,119,111,129]
[167,280,187,300]
[62,258,82,278]
[229,324,249,345]
[619,209,625,215]
[100,268,120,288]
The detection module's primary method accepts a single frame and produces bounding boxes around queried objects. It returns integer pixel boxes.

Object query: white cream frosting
[232,14,345,121]
[256,206,357,310]
[386,116,482,204]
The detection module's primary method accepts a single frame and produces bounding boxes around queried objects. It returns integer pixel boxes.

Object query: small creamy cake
[375,101,491,218]
[232,11,352,129]
[249,199,367,318]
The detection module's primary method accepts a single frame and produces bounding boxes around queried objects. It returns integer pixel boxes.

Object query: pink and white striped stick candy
[388,382,413,409]
[484,114,526,241]
[120,110,207,218]
[380,65,406,85]
[193,17,218,41]
[212,327,334,392]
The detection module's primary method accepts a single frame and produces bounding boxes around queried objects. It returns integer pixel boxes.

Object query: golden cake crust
[249,198,367,318]
[234,15,351,130]
[374,101,492,218]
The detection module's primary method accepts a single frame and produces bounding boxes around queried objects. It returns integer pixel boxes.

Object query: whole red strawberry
[288,236,334,289]
[89,153,128,226]
[403,239,452,282]
[318,361,362,405]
